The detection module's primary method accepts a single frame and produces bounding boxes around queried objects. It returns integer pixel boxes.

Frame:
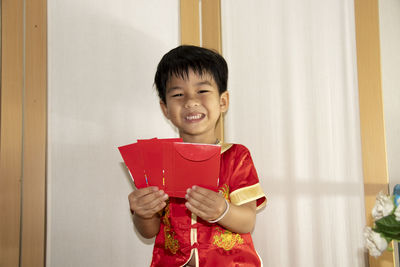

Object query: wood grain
[0,0,24,266]
[354,0,394,265]
[180,0,200,46]
[20,0,47,265]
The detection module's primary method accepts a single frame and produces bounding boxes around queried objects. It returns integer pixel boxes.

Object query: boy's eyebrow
[166,80,213,93]
[195,80,212,87]
[166,86,182,93]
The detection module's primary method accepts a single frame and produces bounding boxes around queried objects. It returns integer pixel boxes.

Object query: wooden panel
[201,0,222,52]
[20,0,47,265]
[201,0,224,142]
[354,0,394,266]
[0,0,24,266]
[180,0,200,46]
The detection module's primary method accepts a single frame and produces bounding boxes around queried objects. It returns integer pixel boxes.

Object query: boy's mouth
[185,113,205,122]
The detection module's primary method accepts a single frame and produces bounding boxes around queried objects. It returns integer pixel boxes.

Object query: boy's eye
[171,93,183,97]
[198,90,209,94]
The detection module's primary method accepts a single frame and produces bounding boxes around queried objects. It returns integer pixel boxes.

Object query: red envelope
[137,138,182,143]
[118,138,220,198]
[118,138,183,189]
[118,143,147,188]
[163,143,221,198]
[137,138,182,187]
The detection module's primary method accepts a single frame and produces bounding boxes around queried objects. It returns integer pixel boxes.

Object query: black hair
[154,45,228,104]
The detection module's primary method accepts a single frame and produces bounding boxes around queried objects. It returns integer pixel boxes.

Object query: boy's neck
[180,133,219,145]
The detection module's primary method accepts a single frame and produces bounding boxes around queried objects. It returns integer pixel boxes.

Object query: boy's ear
[220,91,229,113]
[160,100,169,119]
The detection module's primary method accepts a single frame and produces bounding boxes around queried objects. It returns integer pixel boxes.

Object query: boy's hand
[185,186,227,222]
[128,186,168,219]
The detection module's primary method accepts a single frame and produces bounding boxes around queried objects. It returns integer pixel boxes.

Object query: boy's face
[160,69,229,144]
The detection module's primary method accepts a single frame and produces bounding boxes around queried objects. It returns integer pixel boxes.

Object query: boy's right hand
[128,186,168,219]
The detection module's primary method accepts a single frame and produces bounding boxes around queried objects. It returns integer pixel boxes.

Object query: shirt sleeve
[228,145,267,210]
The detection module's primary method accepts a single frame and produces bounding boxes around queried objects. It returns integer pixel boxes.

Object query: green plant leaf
[374,215,400,239]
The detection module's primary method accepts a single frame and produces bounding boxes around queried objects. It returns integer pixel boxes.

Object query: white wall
[47,1,179,266]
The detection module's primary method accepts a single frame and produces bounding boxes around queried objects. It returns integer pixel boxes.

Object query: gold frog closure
[162,203,179,254]
[213,227,244,251]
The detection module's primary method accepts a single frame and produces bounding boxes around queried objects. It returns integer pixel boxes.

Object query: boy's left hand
[185,186,227,222]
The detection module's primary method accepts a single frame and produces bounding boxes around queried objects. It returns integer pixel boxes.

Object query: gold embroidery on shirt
[162,203,179,254]
[213,227,244,251]
[213,185,244,251]
[219,184,230,201]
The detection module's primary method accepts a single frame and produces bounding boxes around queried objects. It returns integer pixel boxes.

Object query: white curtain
[221,1,366,266]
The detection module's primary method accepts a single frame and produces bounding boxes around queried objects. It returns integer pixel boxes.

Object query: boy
[128,45,266,267]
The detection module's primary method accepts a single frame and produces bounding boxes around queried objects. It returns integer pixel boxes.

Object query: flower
[364,226,388,257]
[364,190,400,258]
[372,191,394,220]
[395,205,400,221]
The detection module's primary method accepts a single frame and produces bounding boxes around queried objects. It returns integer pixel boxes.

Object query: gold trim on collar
[217,142,233,154]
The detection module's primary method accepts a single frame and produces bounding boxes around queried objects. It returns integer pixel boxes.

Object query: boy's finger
[145,193,168,209]
[185,202,211,221]
[138,190,168,207]
[186,187,218,205]
[185,195,212,214]
[133,186,159,198]
[190,185,211,195]
[149,198,168,213]
[189,186,219,200]
[134,194,168,218]
[136,201,166,219]
[185,189,207,205]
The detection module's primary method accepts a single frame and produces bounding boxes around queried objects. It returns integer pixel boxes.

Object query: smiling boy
[160,69,227,144]
[128,45,266,267]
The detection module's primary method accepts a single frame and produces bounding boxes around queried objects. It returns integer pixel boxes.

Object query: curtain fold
[221,1,365,266]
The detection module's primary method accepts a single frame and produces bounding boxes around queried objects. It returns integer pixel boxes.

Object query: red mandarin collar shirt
[150,144,267,267]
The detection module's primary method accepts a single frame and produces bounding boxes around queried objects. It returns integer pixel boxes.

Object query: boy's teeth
[186,114,202,120]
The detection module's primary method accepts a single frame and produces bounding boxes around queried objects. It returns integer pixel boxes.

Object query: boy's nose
[184,98,200,109]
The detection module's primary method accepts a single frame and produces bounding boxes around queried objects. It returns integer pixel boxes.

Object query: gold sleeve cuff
[229,183,267,210]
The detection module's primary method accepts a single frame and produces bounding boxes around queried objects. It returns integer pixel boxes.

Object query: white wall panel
[47,1,179,266]
[221,1,365,266]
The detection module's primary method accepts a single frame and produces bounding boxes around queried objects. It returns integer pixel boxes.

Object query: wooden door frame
[0,0,47,266]
[354,0,394,266]
[0,0,24,264]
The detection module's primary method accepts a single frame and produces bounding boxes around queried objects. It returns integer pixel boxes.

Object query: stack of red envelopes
[118,138,221,198]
